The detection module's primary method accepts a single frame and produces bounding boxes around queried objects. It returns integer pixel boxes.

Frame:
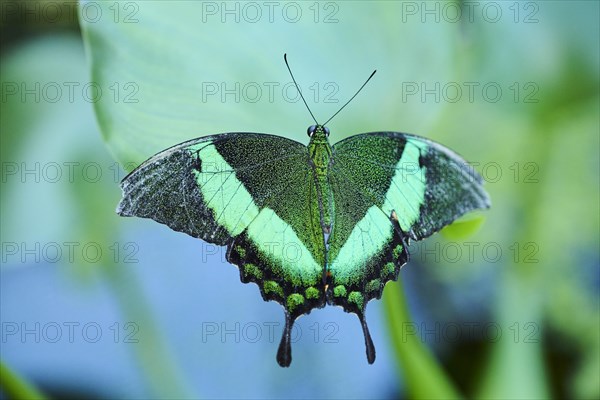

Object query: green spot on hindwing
[382,262,396,278]
[243,263,262,279]
[348,291,364,309]
[366,279,381,293]
[235,246,246,259]
[393,244,403,260]
[286,293,305,312]
[305,287,320,299]
[333,285,347,297]
[263,280,284,298]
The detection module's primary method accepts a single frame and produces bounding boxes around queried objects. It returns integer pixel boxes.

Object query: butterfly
[117,55,491,367]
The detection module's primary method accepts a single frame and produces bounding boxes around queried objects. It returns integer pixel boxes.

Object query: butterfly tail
[359,312,376,364]
[276,310,294,367]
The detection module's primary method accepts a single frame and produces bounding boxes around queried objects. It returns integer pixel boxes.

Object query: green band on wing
[382,140,427,231]
[247,208,322,286]
[192,143,259,236]
[328,205,393,284]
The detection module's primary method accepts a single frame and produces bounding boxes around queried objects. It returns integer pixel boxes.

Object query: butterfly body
[117,127,490,367]
[307,125,335,234]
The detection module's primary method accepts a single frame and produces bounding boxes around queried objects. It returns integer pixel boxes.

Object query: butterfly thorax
[307,126,334,237]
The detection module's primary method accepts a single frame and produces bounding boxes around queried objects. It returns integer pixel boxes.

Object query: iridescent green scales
[117,126,490,367]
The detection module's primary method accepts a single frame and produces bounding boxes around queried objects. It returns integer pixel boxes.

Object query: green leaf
[0,361,47,400]
[78,1,457,168]
[440,212,487,240]
[383,280,462,399]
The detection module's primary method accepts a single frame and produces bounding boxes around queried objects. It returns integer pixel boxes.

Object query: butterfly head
[307,125,330,138]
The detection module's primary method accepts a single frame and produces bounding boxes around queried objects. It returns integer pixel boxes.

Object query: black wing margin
[408,133,491,240]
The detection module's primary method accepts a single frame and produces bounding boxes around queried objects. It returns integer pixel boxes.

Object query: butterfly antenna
[323,69,376,126]
[284,53,319,125]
